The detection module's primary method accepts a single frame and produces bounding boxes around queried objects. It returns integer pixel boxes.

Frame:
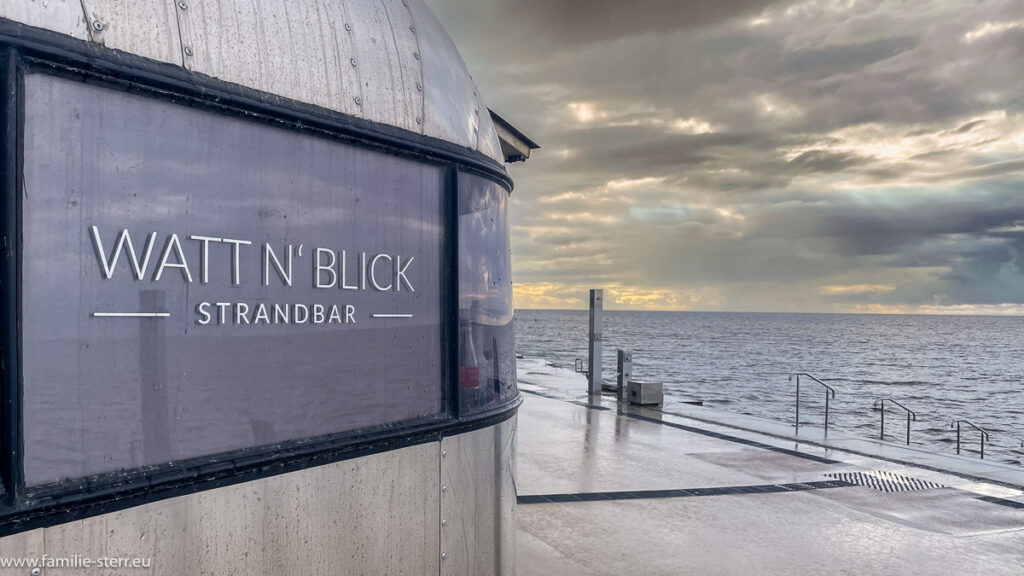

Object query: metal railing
[950,419,990,459]
[574,358,589,379]
[872,398,916,445]
[789,373,836,434]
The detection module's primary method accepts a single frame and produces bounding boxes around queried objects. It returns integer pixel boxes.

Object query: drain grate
[824,471,945,493]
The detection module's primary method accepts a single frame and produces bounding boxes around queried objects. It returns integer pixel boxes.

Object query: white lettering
[315,248,337,288]
[153,233,193,282]
[370,253,393,291]
[235,302,250,325]
[215,302,231,325]
[90,227,157,280]
[294,304,309,324]
[254,303,270,324]
[190,235,221,284]
[221,237,252,285]
[263,243,294,286]
[396,255,415,292]
[196,302,211,325]
[340,250,358,290]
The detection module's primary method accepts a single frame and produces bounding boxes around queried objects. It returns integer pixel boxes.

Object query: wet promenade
[515,360,1024,575]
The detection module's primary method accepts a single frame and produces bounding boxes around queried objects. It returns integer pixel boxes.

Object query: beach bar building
[0,1,528,574]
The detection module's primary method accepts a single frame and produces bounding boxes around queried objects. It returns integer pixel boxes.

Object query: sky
[425,0,1024,314]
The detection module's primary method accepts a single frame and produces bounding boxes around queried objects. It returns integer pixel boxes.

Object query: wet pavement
[516,361,1024,575]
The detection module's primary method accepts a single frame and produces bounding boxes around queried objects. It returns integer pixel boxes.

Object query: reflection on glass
[458,174,518,414]
[21,74,445,485]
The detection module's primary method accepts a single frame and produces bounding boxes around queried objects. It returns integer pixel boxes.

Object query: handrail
[950,419,990,459]
[789,373,836,434]
[872,398,916,445]
[574,358,589,379]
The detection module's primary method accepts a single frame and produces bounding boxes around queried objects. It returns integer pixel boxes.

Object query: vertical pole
[981,435,985,460]
[588,289,603,396]
[956,423,961,455]
[824,391,829,435]
[879,401,885,440]
[906,413,911,445]
[616,349,632,402]
[795,375,800,433]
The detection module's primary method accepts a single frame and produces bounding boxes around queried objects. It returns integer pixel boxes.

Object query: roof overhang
[489,109,540,163]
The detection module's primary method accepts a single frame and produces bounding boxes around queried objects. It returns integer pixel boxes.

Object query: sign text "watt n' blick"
[88,227,416,326]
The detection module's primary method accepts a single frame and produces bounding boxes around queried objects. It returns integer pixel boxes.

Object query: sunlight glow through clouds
[963,21,1024,44]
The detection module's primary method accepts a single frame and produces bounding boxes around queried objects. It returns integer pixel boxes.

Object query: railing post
[879,400,885,440]
[955,421,961,455]
[824,389,830,435]
[905,412,911,445]
[793,374,800,432]
[616,349,632,402]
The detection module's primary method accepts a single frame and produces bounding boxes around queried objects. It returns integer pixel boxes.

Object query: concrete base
[516,362,1024,576]
[627,381,663,406]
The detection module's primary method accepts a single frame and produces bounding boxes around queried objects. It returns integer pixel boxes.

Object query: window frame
[0,20,519,536]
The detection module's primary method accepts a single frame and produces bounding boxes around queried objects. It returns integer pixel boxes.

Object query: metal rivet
[442,519,447,526]
[441,485,446,492]
[184,46,193,57]
[416,117,422,125]
[441,449,446,457]
[413,52,420,60]
[409,25,416,32]
[350,58,357,67]
[344,23,352,31]
[354,96,362,106]
[416,82,423,91]
[30,569,40,576]
[441,552,447,560]
[91,20,104,31]
[402,0,409,6]
[177,0,187,10]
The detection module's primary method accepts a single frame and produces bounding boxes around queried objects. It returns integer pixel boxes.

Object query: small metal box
[628,381,663,406]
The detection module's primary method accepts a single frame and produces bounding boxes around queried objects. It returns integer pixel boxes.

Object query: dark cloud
[427,0,1024,311]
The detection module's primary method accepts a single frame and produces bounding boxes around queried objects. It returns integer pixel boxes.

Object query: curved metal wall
[0,0,504,164]
[0,418,518,576]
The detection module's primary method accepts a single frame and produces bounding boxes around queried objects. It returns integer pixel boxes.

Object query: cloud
[819,284,895,296]
[427,0,1024,312]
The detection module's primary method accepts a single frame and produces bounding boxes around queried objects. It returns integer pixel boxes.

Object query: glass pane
[458,173,517,414]
[21,74,445,485]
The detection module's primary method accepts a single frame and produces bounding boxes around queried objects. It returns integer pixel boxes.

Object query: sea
[514,309,1024,466]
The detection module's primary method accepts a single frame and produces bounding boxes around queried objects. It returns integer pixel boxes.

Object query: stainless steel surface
[0,0,88,40]
[406,0,488,153]
[80,0,183,65]
[790,372,836,434]
[588,290,603,395]
[873,398,917,445]
[441,417,517,576]
[0,442,442,575]
[616,349,632,402]
[0,0,506,163]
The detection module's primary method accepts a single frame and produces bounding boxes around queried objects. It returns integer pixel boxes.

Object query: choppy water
[514,309,1024,466]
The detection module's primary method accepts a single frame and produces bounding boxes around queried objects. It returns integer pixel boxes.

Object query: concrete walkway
[516,370,1024,575]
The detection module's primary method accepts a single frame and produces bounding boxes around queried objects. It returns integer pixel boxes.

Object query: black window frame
[0,20,520,536]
